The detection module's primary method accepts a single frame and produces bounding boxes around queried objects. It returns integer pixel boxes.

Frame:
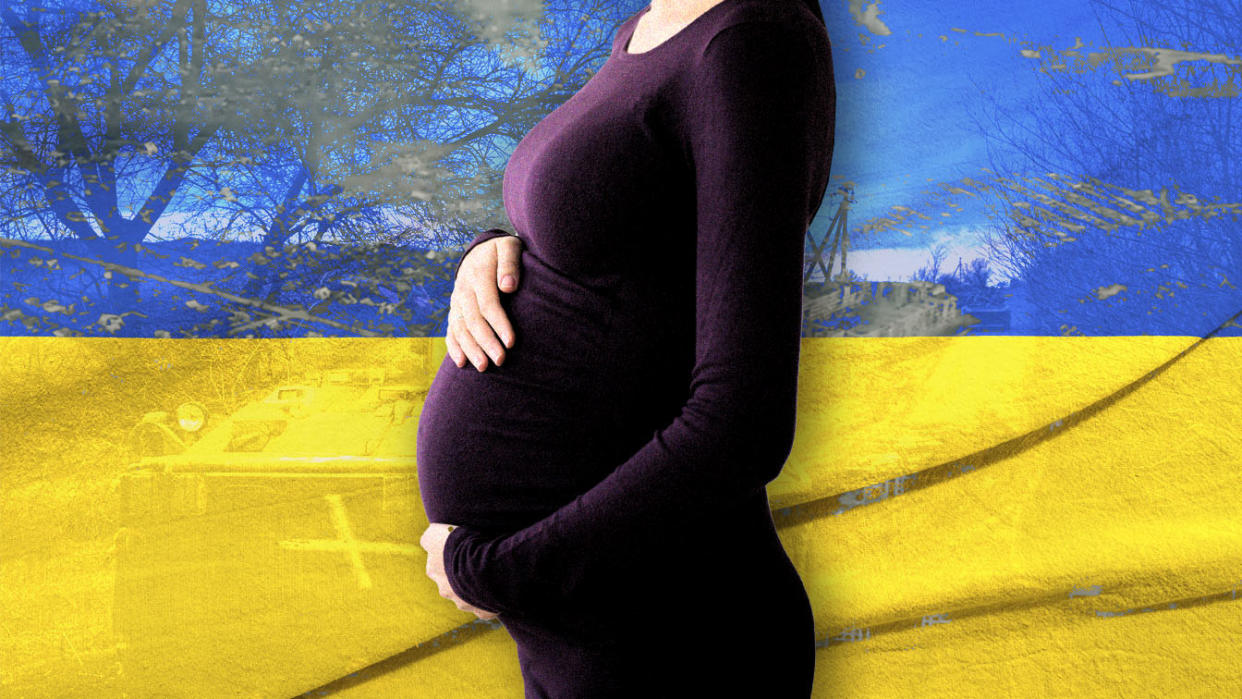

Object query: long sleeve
[452,227,521,280]
[444,18,834,619]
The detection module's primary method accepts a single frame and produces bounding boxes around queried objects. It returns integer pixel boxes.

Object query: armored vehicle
[111,342,488,696]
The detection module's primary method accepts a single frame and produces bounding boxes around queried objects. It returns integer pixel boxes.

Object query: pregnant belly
[416,251,623,531]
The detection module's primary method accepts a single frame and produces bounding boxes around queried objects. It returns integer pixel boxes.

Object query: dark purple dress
[416,0,835,695]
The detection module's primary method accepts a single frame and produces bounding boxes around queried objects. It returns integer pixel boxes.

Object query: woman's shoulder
[709,0,815,25]
[689,0,829,77]
[699,0,826,50]
[682,0,829,84]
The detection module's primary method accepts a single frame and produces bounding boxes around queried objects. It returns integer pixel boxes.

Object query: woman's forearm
[442,18,835,620]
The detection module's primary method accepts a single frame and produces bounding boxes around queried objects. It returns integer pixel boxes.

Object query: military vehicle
[110,341,491,696]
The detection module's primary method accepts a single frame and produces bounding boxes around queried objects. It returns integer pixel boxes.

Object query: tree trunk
[86,237,147,335]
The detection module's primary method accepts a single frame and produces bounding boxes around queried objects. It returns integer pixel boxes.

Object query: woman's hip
[532,500,810,641]
[498,572,814,698]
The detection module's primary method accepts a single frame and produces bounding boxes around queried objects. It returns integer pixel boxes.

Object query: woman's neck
[649,0,728,22]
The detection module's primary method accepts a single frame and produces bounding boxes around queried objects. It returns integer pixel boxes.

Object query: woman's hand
[448,235,524,372]
[420,523,500,621]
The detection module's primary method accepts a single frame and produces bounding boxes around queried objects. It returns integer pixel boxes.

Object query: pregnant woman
[417,0,835,695]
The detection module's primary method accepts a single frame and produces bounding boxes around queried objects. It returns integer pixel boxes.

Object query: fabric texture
[416,0,835,694]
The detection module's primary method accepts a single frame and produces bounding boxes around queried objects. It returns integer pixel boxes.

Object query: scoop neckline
[618,0,743,59]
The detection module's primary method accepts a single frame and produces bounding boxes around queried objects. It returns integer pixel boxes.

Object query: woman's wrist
[442,525,501,615]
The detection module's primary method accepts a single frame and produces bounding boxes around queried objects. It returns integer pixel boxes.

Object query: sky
[4,0,1237,336]
[816,0,1114,280]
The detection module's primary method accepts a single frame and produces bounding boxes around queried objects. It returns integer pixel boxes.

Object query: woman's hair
[798,0,825,26]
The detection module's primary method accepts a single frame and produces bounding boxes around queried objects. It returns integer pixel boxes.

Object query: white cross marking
[278,493,420,589]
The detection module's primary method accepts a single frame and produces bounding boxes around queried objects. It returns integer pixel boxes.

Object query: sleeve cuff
[443,525,503,616]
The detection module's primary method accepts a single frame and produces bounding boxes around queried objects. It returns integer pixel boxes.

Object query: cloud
[845,228,1003,282]
[847,0,892,36]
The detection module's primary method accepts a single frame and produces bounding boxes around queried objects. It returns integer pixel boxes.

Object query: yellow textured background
[1,337,1239,697]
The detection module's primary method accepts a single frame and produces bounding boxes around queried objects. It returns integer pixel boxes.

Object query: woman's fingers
[448,236,524,370]
[448,246,492,371]
[495,235,522,297]
[470,607,499,621]
[474,282,515,350]
[488,237,522,347]
[435,576,498,619]
[448,296,490,371]
[448,305,487,370]
[457,599,499,620]
[444,320,466,368]
[456,289,505,371]
[421,523,495,619]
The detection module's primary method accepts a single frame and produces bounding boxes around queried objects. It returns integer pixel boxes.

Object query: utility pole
[804,186,854,288]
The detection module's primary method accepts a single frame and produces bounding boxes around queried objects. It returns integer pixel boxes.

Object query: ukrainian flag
[3,1,1241,698]
[4,320,1239,697]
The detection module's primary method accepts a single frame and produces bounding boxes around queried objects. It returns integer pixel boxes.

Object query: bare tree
[969,0,1242,334]
[910,243,949,283]
[1,0,625,335]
